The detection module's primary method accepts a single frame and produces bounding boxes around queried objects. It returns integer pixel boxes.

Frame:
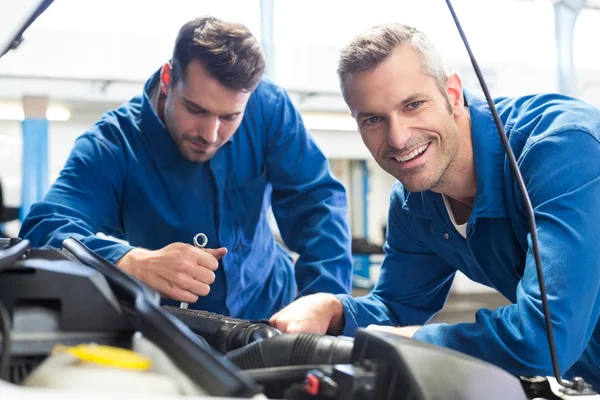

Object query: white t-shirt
[442,195,467,238]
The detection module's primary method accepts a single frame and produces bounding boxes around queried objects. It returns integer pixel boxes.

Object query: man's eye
[406,101,423,111]
[187,107,205,114]
[221,114,239,121]
[364,116,382,126]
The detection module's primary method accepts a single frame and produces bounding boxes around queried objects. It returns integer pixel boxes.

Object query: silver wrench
[180,233,208,309]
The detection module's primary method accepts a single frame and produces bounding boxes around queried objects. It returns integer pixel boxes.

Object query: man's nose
[387,115,411,150]
[198,117,220,144]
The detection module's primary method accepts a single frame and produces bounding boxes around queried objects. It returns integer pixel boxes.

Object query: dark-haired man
[20,16,352,319]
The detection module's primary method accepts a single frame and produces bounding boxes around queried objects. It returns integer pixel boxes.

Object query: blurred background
[1,0,597,321]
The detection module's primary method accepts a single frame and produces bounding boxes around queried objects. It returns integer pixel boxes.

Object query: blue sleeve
[19,128,134,264]
[412,130,600,376]
[263,86,352,296]
[338,184,456,335]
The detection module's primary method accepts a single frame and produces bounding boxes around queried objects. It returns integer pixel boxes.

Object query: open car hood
[0,0,54,59]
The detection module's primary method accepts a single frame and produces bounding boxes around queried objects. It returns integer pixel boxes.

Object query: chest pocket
[223,169,269,249]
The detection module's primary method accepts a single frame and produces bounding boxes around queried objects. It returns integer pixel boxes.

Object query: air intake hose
[226,332,353,370]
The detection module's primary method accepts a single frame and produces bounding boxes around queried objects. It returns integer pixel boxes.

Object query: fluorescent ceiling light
[0,104,24,121]
[0,102,70,121]
[45,106,71,121]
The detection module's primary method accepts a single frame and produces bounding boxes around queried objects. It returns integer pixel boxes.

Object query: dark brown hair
[171,16,265,91]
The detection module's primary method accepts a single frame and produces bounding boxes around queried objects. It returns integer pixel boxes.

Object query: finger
[202,247,227,260]
[172,267,212,295]
[269,316,289,333]
[181,265,216,286]
[156,278,200,303]
[191,249,219,271]
[179,276,211,297]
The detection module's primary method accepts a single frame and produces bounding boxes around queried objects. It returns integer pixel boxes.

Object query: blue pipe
[21,118,49,220]
[361,160,369,238]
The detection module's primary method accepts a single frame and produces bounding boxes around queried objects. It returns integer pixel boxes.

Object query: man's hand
[366,325,421,338]
[116,242,227,303]
[270,293,346,335]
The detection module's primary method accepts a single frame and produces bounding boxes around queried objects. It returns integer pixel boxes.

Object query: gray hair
[338,23,448,98]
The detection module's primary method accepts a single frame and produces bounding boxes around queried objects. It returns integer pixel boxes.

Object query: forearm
[20,201,133,264]
[337,293,397,336]
[412,304,575,376]
[20,133,130,263]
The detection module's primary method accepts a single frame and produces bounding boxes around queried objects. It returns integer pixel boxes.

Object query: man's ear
[446,72,464,116]
[159,62,172,95]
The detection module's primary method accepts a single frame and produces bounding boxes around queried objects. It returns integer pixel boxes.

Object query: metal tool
[180,233,208,309]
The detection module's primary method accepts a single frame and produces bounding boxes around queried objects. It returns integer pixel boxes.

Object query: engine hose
[226,332,353,370]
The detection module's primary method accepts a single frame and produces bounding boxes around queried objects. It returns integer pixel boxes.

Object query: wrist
[115,247,148,278]
[325,294,345,335]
